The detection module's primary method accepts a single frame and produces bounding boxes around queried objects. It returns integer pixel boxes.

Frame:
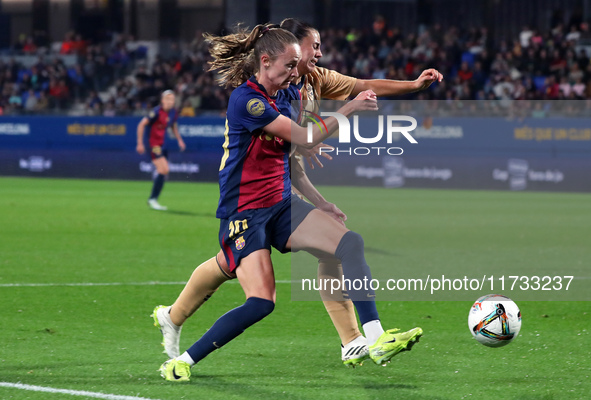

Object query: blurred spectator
[103,101,116,117]
[60,32,76,54]
[559,76,572,97]
[23,37,38,53]
[8,88,23,110]
[24,89,38,112]
[48,79,70,109]
[180,99,196,117]
[35,92,49,112]
[519,26,533,47]
[457,61,473,82]
[572,77,586,97]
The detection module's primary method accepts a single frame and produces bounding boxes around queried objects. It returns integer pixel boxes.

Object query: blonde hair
[205,24,298,88]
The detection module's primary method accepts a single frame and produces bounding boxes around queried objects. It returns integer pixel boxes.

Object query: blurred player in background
[136,90,186,210]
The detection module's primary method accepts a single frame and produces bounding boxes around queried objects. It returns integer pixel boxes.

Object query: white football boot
[151,305,181,358]
[148,199,167,211]
[341,335,370,367]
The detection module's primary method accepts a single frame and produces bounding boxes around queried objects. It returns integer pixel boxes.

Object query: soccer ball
[468,294,521,347]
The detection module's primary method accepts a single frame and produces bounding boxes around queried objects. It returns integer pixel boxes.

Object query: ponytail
[206,24,298,88]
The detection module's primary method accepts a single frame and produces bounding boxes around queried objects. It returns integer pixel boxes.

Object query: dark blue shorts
[219,196,315,272]
[150,146,168,161]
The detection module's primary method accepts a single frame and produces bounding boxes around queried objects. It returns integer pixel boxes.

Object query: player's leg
[289,210,383,338]
[287,197,368,365]
[155,245,364,363]
[180,249,276,363]
[156,197,362,364]
[152,251,234,358]
[316,254,367,366]
[288,209,423,365]
[148,151,169,210]
[160,250,276,381]
[317,258,360,342]
[169,252,234,326]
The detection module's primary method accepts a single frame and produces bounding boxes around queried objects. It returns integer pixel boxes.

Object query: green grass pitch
[0,177,589,400]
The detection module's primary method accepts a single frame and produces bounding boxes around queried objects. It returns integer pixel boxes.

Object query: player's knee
[339,231,364,253]
[245,297,275,321]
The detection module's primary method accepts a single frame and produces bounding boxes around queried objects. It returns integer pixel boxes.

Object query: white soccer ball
[468,294,521,347]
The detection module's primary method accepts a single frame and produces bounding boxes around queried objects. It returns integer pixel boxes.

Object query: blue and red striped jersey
[146,106,178,148]
[216,76,300,218]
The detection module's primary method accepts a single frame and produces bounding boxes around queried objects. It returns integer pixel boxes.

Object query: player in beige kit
[152,18,442,366]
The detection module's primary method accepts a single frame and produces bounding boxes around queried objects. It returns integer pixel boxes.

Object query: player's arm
[136,117,149,154]
[265,90,378,148]
[290,157,346,224]
[172,122,186,152]
[351,68,444,97]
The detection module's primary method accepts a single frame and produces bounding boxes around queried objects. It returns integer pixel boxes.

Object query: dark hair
[205,24,298,88]
[279,18,316,41]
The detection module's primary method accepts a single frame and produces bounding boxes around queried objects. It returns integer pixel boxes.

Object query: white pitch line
[1,277,586,288]
[0,281,187,287]
[0,280,295,288]
[0,382,159,400]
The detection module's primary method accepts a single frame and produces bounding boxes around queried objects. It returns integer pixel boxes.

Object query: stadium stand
[1,17,591,117]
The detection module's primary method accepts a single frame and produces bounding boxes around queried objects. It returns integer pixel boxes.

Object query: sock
[318,258,362,345]
[165,306,181,332]
[334,231,380,325]
[150,173,165,200]
[186,297,274,365]
[169,257,231,327]
[177,351,195,366]
[363,320,385,346]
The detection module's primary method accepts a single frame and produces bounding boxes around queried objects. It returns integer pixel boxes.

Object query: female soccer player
[158,25,422,382]
[136,90,186,211]
[153,19,442,368]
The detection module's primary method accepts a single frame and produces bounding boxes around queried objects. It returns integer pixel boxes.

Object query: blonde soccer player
[136,90,186,210]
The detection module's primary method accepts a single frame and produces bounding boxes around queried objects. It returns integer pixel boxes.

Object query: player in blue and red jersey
[136,90,186,210]
[159,25,421,382]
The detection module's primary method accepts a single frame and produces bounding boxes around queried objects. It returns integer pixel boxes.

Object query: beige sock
[169,256,231,326]
[318,259,362,345]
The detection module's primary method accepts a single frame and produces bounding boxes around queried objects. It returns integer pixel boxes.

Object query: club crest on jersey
[247,98,265,116]
[235,236,245,250]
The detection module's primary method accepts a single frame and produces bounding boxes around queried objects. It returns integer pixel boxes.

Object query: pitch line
[0,280,295,287]
[0,382,159,400]
[0,277,587,288]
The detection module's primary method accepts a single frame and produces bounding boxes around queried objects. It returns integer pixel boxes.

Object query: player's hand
[136,143,145,154]
[296,143,334,169]
[414,68,444,91]
[179,140,186,152]
[317,201,347,226]
[351,90,378,111]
